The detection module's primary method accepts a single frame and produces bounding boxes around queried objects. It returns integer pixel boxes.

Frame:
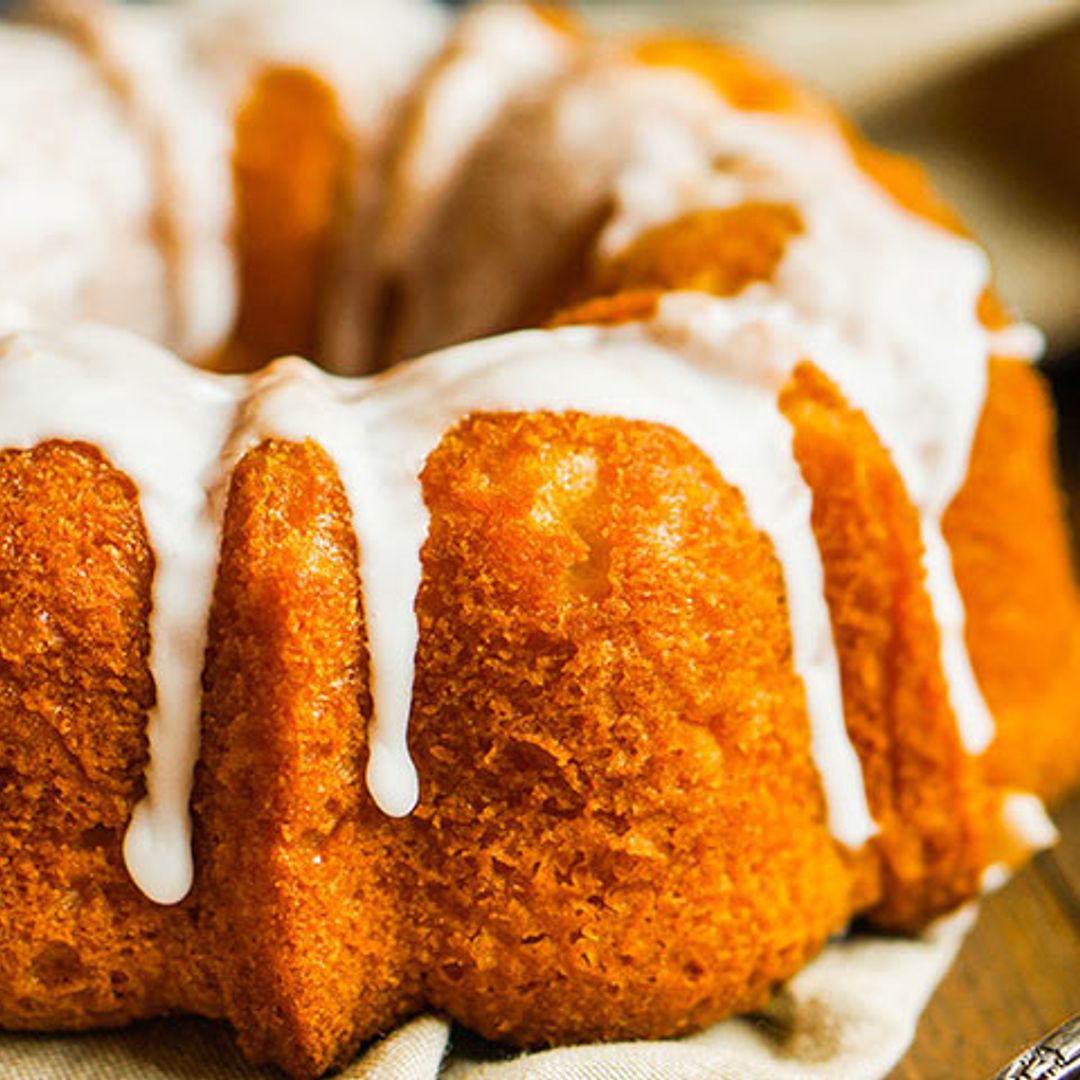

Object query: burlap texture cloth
[0,908,973,1080]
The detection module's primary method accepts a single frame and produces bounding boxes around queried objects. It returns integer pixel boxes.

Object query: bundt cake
[0,2,1077,1078]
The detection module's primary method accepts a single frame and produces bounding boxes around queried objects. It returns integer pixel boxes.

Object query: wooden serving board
[892,793,1080,1078]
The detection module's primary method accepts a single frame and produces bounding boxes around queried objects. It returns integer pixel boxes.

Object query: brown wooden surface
[890,792,1080,1079]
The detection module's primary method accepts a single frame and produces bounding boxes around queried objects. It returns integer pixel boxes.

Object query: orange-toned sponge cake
[0,3,1077,1080]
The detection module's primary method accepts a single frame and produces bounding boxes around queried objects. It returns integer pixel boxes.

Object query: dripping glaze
[586,60,1045,754]
[0,51,1044,904]
[0,310,887,904]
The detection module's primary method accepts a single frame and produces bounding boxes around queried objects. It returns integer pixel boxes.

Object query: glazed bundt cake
[0,2,1078,1078]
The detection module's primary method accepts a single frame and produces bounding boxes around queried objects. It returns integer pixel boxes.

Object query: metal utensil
[994,1013,1080,1079]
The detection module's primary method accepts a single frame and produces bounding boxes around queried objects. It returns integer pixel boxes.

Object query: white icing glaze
[0,5,234,361]
[980,792,1058,894]
[183,0,448,375]
[989,322,1045,363]
[979,862,1011,895]
[76,3,237,360]
[381,1,577,268]
[653,284,997,753]
[185,0,448,136]
[223,322,874,842]
[0,300,33,338]
[0,325,242,904]
[573,62,1012,754]
[0,13,1045,902]
[2,0,446,366]
[219,357,430,816]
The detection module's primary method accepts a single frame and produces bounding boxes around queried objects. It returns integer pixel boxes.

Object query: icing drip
[1002,792,1058,852]
[223,326,874,841]
[220,358,430,816]
[588,65,1018,753]
[0,326,241,904]
[989,322,1045,363]
[654,284,998,753]
[981,792,1059,894]
[0,27,167,342]
[86,4,237,360]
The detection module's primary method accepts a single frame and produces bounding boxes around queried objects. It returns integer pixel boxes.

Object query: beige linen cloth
[0,909,973,1080]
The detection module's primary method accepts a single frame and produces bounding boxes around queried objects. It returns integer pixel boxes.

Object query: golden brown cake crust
[0,442,212,1030]
[195,440,422,1077]
[946,360,1080,803]
[782,365,994,930]
[408,411,854,1044]
[225,67,353,373]
[632,37,833,120]
[592,203,804,301]
[554,32,1080,827]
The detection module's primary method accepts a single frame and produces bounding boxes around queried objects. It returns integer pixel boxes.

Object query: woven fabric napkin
[0,908,974,1080]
